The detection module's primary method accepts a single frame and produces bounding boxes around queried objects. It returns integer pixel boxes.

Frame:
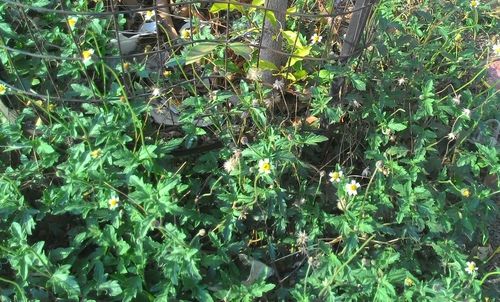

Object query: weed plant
[0,0,498,301]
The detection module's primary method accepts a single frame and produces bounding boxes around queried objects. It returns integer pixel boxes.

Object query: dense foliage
[0,0,498,301]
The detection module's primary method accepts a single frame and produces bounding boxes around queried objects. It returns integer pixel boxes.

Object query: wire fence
[0,0,377,118]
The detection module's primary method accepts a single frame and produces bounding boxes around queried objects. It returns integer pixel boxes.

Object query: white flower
[0,84,6,95]
[463,108,471,118]
[452,94,461,105]
[67,17,77,30]
[465,261,478,274]
[258,158,272,175]
[310,33,323,45]
[180,29,191,40]
[108,195,119,210]
[247,67,263,81]
[447,132,457,141]
[273,79,285,90]
[470,0,479,8]
[493,43,500,56]
[151,87,161,97]
[296,230,308,246]
[329,170,343,183]
[223,151,241,173]
[397,77,406,86]
[82,49,94,63]
[345,180,361,196]
[143,10,155,21]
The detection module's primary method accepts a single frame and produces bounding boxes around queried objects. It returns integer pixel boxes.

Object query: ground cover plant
[0,0,499,301]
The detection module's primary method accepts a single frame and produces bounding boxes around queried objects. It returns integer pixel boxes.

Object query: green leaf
[10,222,24,240]
[258,59,278,71]
[282,30,303,48]
[185,42,219,65]
[48,265,81,299]
[386,146,409,157]
[351,75,366,91]
[301,133,328,145]
[71,83,94,99]
[229,42,253,61]
[265,10,277,27]
[288,45,311,66]
[98,280,123,296]
[209,2,243,13]
[387,120,407,131]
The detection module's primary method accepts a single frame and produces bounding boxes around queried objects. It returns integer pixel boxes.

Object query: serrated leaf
[387,121,407,131]
[351,75,366,91]
[48,266,81,298]
[98,280,122,296]
[302,133,328,145]
[71,83,94,99]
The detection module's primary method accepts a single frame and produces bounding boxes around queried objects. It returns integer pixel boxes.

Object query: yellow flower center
[68,17,77,29]
[181,29,191,40]
[82,49,94,62]
[0,84,6,95]
[261,163,270,171]
[461,188,471,197]
[145,11,155,20]
[349,184,358,191]
[404,277,414,287]
[331,172,340,180]
[108,198,119,209]
[90,149,102,159]
[470,0,478,7]
[468,263,475,271]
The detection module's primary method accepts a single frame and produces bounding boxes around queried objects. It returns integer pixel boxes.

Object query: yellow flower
[108,195,119,210]
[345,180,361,196]
[180,29,191,40]
[465,261,478,274]
[0,84,6,95]
[144,10,155,21]
[163,70,172,77]
[329,170,343,183]
[470,0,479,8]
[461,188,471,198]
[404,277,415,287]
[90,148,102,159]
[82,49,94,63]
[67,17,77,29]
[258,158,272,175]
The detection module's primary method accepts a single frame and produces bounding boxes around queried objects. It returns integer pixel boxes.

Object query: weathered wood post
[330,0,376,98]
[258,0,287,85]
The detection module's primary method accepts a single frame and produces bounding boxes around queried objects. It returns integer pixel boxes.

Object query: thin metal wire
[0,0,376,104]
[0,38,366,63]
[0,0,374,19]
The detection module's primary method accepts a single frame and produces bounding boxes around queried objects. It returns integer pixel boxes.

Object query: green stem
[480,271,500,285]
[0,276,27,302]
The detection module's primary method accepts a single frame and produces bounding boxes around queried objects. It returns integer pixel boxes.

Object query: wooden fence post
[330,0,376,98]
